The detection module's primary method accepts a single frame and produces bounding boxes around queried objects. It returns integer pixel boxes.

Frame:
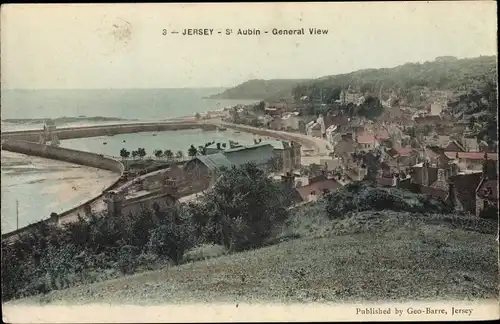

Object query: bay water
[1,88,259,233]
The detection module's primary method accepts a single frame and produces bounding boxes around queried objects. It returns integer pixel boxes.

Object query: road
[203,119,333,166]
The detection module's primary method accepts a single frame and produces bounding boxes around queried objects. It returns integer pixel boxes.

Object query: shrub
[148,211,194,265]
[117,245,140,275]
[198,163,290,251]
[326,181,452,219]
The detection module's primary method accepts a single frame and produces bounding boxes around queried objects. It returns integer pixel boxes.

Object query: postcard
[1,2,498,323]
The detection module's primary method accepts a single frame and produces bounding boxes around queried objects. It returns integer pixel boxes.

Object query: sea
[1,88,260,234]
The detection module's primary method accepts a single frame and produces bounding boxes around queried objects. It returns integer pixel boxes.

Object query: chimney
[447,181,455,208]
[281,171,295,189]
[392,173,400,188]
[422,161,429,186]
[437,168,446,183]
[482,152,489,179]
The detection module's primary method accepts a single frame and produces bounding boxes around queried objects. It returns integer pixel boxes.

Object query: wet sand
[1,151,118,234]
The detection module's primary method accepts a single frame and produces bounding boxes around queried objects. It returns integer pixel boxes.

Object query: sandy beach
[1,151,118,233]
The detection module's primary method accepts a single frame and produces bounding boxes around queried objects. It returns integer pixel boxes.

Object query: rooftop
[444,152,498,161]
[295,178,342,201]
[357,135,377,144]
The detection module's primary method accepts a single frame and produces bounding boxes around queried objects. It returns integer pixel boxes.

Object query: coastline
[1,115,329,237]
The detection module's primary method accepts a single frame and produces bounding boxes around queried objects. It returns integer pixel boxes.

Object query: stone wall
[1,139,124,241]
[2,139,124,173]
[1,122,217,142]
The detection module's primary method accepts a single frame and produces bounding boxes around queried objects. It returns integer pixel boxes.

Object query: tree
[176,150,184,160]
[131,150,138,160]
[137,148,147,160]
[153,149,163,160]
[357,96,384,121]
[188,145,198,157]
[195,112,201,120]
[119,148,130,160]
[198,163,289,251]
[164,149,174,161]
[198,145,207,155]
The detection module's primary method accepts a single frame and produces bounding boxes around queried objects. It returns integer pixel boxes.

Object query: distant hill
[284,55,498,102]
[206,79,310,100]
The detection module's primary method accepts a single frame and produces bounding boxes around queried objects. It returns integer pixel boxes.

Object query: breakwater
[1,139,124,241]
[1,121,217,142]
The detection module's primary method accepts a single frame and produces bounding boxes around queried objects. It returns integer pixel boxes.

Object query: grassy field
[8,201,498,306]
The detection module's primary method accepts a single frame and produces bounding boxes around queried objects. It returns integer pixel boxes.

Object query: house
[478,140,490,153]
[414,115,442,126]
[295,178,342,202]
[443,140,466,152]
[257,114,274,126]
[183,144,276,190]
[316,114,326,137]
[261,140,302,173]
[474,157,498,216]
[409,154,498,216]
[447,172,484,215]
[385,147,419,172]
[306,121,322,138]
[430,103,443,116]
[444,152,498,171]
[461,137,479,152]
[265,107,282,117]
[409,161,459,202]
[281,114,302,132]
[421,147,453,168]
[325,125,338,145]
[356,134,379,151]
[333,134,356,161]
[325,114,350,132]
[268,117,283,130]
[347,117,366,134]
[374,129,390,142]
[437,135,451,147]
[476,179,498,217]
[320,158,342,172]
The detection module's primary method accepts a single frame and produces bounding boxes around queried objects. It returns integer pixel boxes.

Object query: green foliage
[2,163,291,301]
[450,80,498,145]
[188,145,198,157]
[164,149,174,160]
[291,56,496,99]
[325,182,453,219]
[117,245,140,275]
[356,96,384,120]
[195,163,290,251]
[153,149,163,159]
[137,148,147,159]
[119,148,130,159]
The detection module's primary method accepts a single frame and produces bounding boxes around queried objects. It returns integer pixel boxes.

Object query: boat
[217,127,227,131]
[103,142,107,145]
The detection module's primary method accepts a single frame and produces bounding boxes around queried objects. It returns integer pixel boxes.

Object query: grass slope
[10,201,498,305]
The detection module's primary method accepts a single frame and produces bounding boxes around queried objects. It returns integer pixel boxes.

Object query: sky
[1,2,497,89]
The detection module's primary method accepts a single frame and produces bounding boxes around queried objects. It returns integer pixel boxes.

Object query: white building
[325,125,338,144]
[430,103,443,116]
[306,121,322,138]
